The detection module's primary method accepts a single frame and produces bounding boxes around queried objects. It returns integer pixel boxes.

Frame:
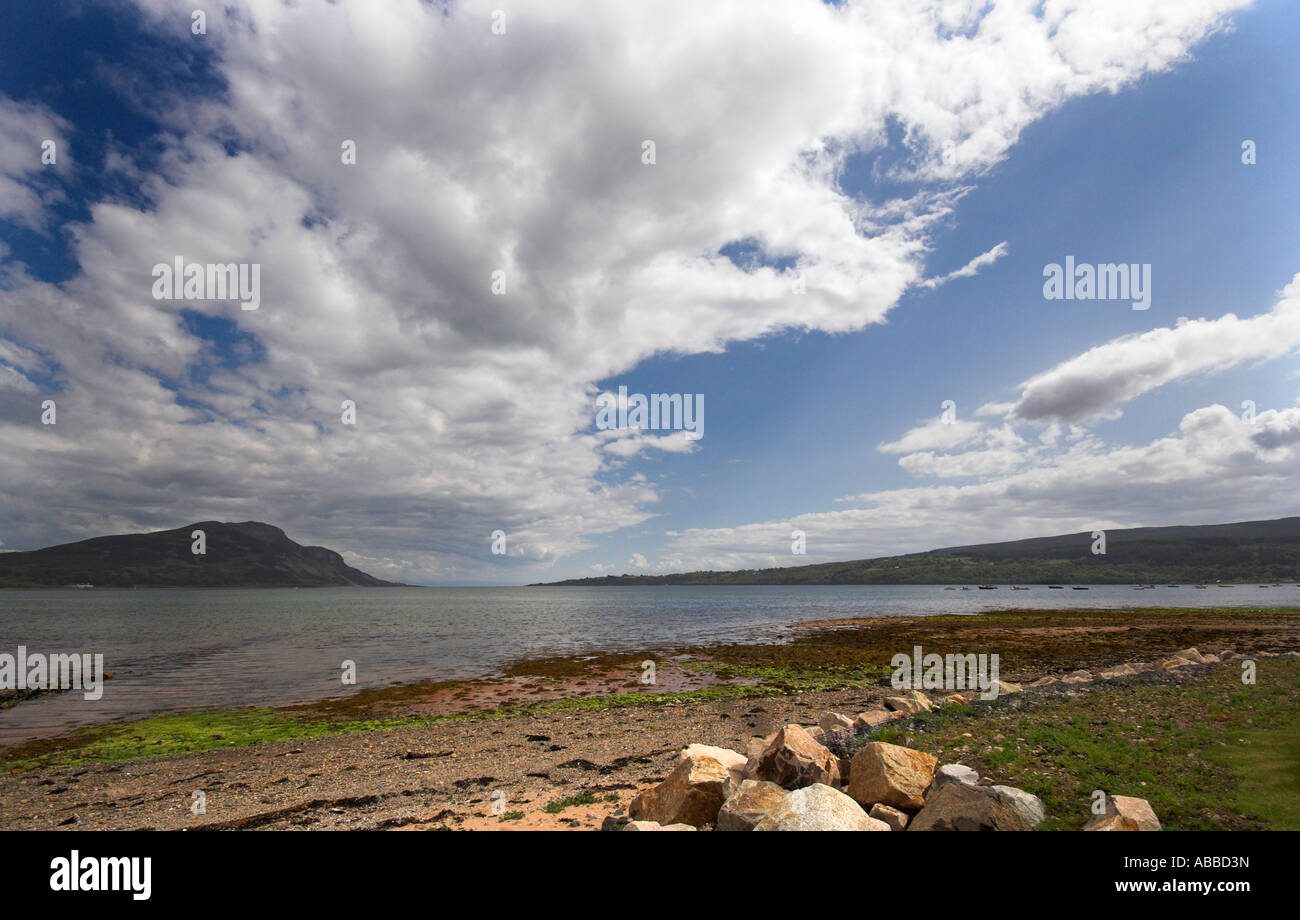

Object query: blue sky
[577,0,1300,578]
[2,0,1298,584]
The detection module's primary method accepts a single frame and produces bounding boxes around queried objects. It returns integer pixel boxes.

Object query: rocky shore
[1,641,1295,830]
[619,645,1289,831]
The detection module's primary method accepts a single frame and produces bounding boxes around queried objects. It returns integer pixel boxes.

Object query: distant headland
[533,517,1300,587]
[0,521,401,588]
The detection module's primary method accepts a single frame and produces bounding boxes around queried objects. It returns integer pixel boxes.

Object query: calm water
[2,583,1297,745]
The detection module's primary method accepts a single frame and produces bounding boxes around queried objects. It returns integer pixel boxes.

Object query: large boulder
[818,711,855,734]
[1028,676,1059,688]
[1159,657,1192,670]
[624,820,696,831]
[847,742,938,811]
[868,802,909,830]
[680,743,747,788]
[992,785,1047,827]
[933,763,980,791]
[1061,669,1094,684]
[753,783,890,831]
[909,782,1046,831]
[746,724,841,790]
[837,756,853,786]
[1083,795,1162,831]
[1174,647,1207,664]
[883,690,932,714]
[908,689,935,710]
[746,733,776,763]
[716,779,787,831]
[629,751,733,827]
[854,710,903,731]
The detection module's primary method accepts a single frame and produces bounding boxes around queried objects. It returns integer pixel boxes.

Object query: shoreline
[1,649,1296,831]
[3,605,1298,759]
[1,606,1298,832]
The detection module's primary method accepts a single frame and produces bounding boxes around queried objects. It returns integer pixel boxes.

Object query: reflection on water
[1,583,1296,744]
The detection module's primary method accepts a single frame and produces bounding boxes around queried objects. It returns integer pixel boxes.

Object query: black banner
[2,829,1282,907]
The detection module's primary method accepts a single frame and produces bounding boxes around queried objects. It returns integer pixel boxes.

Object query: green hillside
[535,517,1300,586]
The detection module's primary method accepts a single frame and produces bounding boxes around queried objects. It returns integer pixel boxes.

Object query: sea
[2,583,1297,745]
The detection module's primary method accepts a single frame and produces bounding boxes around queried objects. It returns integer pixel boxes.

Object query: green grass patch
[1,682,782,772]
[847,660,1300,829]
[1204,726,1300,828]
[0,708,415,772]
[544,792,598,814]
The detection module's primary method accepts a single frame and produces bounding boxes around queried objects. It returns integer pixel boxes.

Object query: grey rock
[933,763,980,791]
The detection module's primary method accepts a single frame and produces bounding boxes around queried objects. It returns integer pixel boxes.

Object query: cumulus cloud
[881,418,1030,479]
[878,417,986,454]
[0,99,69,230]
[0,0,1251,580]
[602,430,702,459]
[1249,411,1300,452]
[1008,276,1300,423]
[897,441,1028,478]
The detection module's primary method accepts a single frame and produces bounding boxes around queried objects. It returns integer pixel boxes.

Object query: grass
[1204,726,1300,828]
[544,792,598,813]
[695,660,892,692]
[0,682,779,772]
[848,658,1300,829]
[0,709,415,772]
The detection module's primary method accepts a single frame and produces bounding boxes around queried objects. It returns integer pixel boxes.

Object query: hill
[534,517,1300,586]
[0,521,399,588]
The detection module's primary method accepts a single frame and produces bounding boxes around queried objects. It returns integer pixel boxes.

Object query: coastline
[2,606,1298,830]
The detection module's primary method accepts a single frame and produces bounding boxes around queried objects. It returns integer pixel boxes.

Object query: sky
[1,0,1298,585]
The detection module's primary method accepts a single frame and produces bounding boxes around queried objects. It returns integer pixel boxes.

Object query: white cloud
[885,421,1028,479]
[878,417,987,454]
[897,445,1027,478]
[603,430,702,458]
[0,0,1252,579]
[918,240,1009,289]
[1009,275,1300,423]
[664,403,1300,568]
[0,99,70,230]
